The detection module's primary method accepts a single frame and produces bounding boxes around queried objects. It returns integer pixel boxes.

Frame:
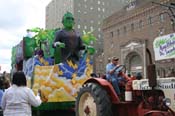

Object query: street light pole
[152,2,175,32]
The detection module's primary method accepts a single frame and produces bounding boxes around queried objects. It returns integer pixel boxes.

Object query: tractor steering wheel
[114,65,126,76]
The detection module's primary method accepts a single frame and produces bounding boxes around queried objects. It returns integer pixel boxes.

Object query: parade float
[11,27,96,110]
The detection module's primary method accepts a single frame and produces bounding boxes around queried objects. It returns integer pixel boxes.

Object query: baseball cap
[112,56,119,61]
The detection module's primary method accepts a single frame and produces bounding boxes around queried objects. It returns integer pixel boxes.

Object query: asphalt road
[32,109,75,116]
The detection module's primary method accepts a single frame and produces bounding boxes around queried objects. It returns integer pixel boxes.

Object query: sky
[0,0,51,73]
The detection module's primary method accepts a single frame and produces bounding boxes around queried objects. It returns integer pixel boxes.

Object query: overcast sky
[0,0,51,73]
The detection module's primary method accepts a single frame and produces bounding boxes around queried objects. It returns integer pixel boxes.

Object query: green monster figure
[53,12,85,63]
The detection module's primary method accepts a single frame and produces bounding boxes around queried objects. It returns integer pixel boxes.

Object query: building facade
[101,0,175,78]
[46,0,127,72]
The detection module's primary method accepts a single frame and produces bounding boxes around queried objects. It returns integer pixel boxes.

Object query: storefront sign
[133,78,175,90]
[153,33,175,61]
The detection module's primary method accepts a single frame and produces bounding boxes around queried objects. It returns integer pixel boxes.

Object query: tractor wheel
[75,83,112,116]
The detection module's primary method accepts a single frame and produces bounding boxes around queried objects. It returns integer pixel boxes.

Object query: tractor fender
[144,110,173,116]
[84,78,120,103]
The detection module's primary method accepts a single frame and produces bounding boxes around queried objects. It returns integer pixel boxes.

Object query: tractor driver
[106,56,129,95]
[53,12,85,63]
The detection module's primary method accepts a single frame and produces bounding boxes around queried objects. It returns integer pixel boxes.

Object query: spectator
[127,73,131,77]
[25,29,33,38]
[136,72,142,80]
[90,73,97,78]
[34,49,44,58]
[168,68,175,77]
[1,72,41,116]
[107,57,111,63]
[0,76,4,106]
[0,78,3,116]
[3,78,10,90]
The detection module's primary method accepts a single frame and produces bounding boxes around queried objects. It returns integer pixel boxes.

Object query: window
[102,8,105,12]
[84,11,87,14]
[160,13,164,22]
[158,27,165,36]
[124,26,127,34]
[90,26,94,31]
[148,16,153,25]
[131,23,134,31]
[110,31,114,37]
[78,25,81,29]
[117,29,120,36]
[90,7,94,10]
[78,10,81,13]
[111,43,114,48]
[139,20,143,29]
[84,26,87,30]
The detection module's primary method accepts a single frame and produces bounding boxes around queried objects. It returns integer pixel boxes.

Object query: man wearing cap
[106,57,125,95]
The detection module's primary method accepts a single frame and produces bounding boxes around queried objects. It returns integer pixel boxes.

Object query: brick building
[100,0,175,78]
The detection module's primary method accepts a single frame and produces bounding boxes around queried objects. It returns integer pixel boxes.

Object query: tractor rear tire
[75,83,112,116]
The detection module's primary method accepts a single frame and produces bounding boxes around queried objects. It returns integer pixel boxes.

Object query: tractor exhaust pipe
[147,64,157,89]
[146,48,157,89]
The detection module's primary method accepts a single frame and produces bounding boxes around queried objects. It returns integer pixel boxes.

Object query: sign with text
[153,33,175,61]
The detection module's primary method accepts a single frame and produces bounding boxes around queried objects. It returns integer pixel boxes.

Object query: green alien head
[62,12,75,30]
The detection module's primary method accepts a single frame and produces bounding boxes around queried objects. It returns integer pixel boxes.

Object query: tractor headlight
[163,98,171,106]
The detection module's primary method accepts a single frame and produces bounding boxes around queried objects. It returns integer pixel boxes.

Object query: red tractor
[75,45,175,116]
[75,64,175,116]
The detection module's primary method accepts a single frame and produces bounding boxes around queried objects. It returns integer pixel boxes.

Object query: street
[32,109,75,116]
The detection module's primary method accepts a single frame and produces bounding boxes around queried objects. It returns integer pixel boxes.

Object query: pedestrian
[0,76,4,116]
[136,72,142,80]
[3,78,10,90]
[0,76,4,105]
[1,71,41,116]
[90,73,97,78]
